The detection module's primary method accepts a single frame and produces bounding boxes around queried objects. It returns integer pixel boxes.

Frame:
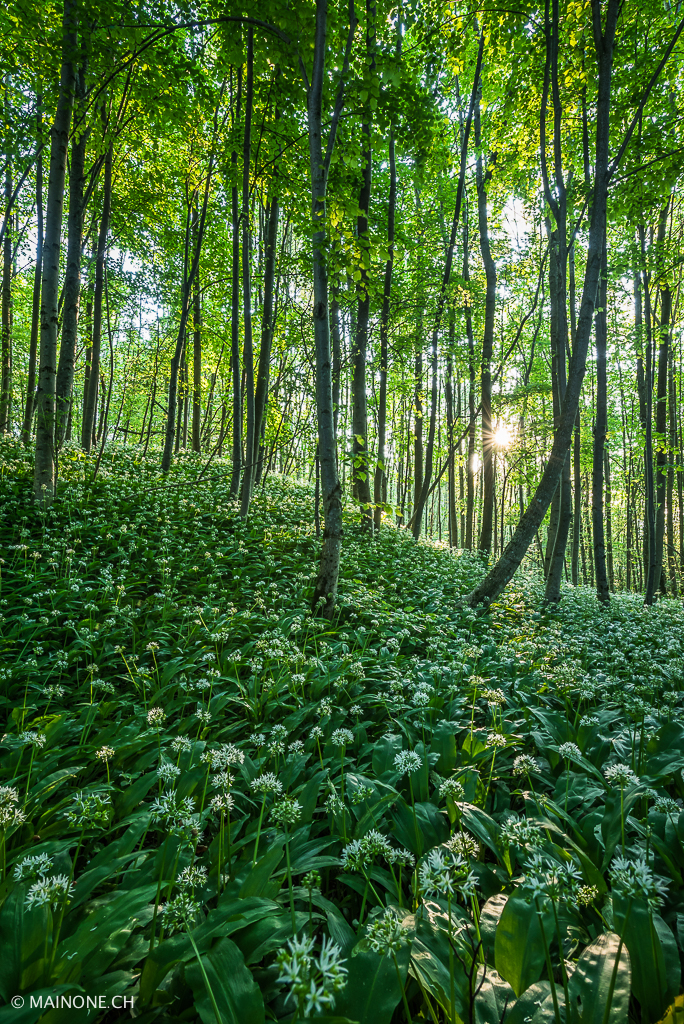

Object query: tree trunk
[309,0,353,616]
[668,349,678,595]
[641,226,659,603]
[468,0,619,607]
[571,411,581,584]
[475,92,496,555]
[21,101,43,446]
[351,0,375,526]
[373,128,395,529]
[229,68,243,497]
[56,66,89,447]
[82,142,112,454]
[653,203,671,597]
[191,205,202,452]
[239,28,256,516]
[33,0,77,501]
[0,97,12,433]
[591,235,610,603]
[250,194,279,487]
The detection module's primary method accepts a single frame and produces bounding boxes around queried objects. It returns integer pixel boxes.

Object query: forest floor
[2,439,684,1023]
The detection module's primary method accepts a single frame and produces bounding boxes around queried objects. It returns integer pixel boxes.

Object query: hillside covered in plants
[4,0,684,1019]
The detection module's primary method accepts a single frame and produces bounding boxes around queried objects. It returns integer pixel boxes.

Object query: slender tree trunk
[373,128,395,529]
[331,284,341,442]
[653,203,671,597]
[351,0,375,526]
[229,68,243,497]
[641,226,659,603]
[591,235,610,603]
[33,0,77,501]
[604,446,614,589]
[56,67,88,447]
[82,142,112,454]
[248,195,280,489]
[468,0,619,607]
[475,93,496,555]
[465,213,476,549]
[571,412,581,584]
[21,102,43,446]
[309,0,354,616]
[191,205,202,452]
[668,349,678,595]
[1,98,12,432]
[239,28,256,516]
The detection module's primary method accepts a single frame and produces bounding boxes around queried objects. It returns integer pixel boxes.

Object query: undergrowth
[1,439,684,1024]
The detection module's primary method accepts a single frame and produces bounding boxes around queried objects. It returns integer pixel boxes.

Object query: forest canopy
[3,0,684,1021]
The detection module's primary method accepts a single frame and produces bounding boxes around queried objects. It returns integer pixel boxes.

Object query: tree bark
[373,127,395,529]
[251,195,279,487]
[0,87,12,433]
[239,28,256,516]
[308,0,355,617]
[475,91,496,554]
[82,142,112,454]
[55,65,89,447]
[229,67,243,497]
[33,0,77,501]
[468,0,619,607]
[191,204,202,452]
[653,202,671,597]
[21,101,43,446]
[591,235,610,603]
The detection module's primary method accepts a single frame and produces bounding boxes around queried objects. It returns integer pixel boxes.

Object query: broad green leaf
[186,936,265,1024]
[568,931,631,1024]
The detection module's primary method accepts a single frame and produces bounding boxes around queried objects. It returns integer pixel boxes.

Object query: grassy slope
[2,440,684,1021]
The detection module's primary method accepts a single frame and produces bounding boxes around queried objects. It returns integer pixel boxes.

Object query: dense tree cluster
[2,0,684,610]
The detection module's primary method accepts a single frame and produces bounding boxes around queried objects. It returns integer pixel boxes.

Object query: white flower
[65,792,111,828]
[177,865,208,890]
[439,777,465,801]
[604,763,639,788]
[25,874,75,910]
[486,732,507,750]
[157,761,181,784]
[419,848,477,899]
[160,893,200,934]
[500,817,544,849]
[446,832,479,858]
[365,907,405,954]
[250,773,283,796]
[610,855,668,909]
[331,728,354,747]
[271,797,302,827]
[394,750,422,775]
[147,707,166,726]
[513,754,539,775]
[558,742,581,761]
[14,853,53,881]
[210,792,235,814]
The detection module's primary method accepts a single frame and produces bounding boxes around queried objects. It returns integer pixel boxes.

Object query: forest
[2,0,684,1020]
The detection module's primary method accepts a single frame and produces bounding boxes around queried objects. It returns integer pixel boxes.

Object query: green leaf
[613,896,679,1023]
[186,936,265,1024]
[494,893,552,997]
[568,932,631,1024]
[334,942,410,1024]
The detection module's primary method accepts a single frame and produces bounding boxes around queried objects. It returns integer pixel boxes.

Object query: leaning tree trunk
[21,102,43,446]
[82,142,112,454]
[468,0,619,607]
[33,0,77,502]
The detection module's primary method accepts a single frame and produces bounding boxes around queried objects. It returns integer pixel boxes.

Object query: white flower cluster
[419,848,477,899]
[276,934,348,1017]
[341,830,414,872]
